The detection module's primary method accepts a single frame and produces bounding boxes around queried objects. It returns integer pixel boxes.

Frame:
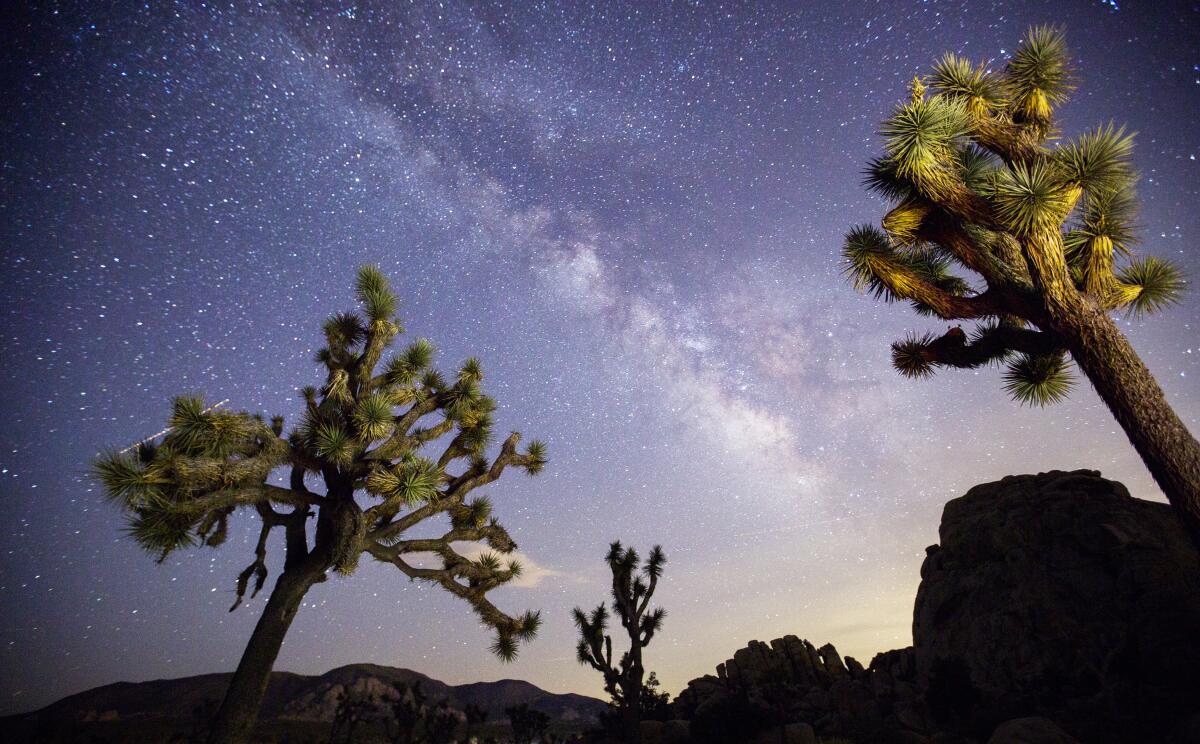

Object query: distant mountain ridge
[1,663,606,741]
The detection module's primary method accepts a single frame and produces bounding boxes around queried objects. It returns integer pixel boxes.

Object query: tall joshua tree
[843,26,1200,548]
[573,542,667,744]
[93,266,547,744]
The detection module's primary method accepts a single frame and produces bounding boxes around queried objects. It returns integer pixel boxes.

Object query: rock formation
[915,470,1200,742]
[671,470,1200,743]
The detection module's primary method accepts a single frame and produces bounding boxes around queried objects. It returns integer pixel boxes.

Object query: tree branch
[896,321,1065,374]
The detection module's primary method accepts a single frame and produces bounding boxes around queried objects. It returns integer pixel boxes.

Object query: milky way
[1,0,1198,714]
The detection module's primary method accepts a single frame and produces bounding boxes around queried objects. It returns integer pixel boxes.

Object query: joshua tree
[573,542,667,744]
[843,25,1200,548]
[94,266,547,743]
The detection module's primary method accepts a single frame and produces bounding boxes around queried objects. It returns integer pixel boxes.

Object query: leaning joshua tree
[94,266,546,744]
[574,542,667,744]
[843,25,1200,549]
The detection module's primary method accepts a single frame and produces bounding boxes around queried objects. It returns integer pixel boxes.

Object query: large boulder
[673,637,927,740]
[914,470,1200,743]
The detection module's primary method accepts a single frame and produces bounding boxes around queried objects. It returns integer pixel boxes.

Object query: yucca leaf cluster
[95,398,290,560]
[846,25,1185,406]
[95,266,547,660]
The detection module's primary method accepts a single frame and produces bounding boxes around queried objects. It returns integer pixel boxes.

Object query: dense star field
[1,0,1198,716]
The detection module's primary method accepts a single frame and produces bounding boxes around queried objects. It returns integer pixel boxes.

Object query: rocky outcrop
[673,470,1200,743]
[915,470,1200,743]
[675,636,928,741]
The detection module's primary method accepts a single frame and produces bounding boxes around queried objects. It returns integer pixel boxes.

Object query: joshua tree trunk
[206,562,325,744]
[623,662,644,744]
[623,702,641,744]
[1049,296,1200,551]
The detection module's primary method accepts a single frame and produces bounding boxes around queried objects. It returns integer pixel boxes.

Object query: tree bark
[622,701,642,744]
[622,645,644,744]
[1050,297,1200,552]
[206,564,323,744]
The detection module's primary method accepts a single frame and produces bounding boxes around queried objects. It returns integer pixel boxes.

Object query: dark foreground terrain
[6,470,1200,744]
[1,663,606,743]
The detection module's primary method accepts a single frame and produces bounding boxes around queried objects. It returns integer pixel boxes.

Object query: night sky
[2,0,1198,716]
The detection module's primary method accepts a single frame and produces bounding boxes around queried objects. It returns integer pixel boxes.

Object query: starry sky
[2,0,1198,717]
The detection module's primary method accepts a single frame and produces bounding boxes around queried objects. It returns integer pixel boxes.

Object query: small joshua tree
[94,266,546,743]
[573,542,667,744]
[843,26,1200,548]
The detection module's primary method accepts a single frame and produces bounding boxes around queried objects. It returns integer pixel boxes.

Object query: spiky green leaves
[1055,124,1135,196]
[490,634,518,663]
[380,339,435,389]
[444,379,483,421]
[366,454,443,504]
[891,332,938,379]
[645,545,666,579]
[516,610,541,640]
[1064,184,1138,262]
[843,225,904,300]
[475,550,502,571]
[505,558,524,578]
[355,265,398,323]
[95,398,289,561]
[641,606,667,640]
[127,507,198,562]
[523,440,547,475]
[931,53,1004,117]
[1118,256,1186,317]
[842,225,969,317]
[94,450,169,508]
[1005,25,1072,127]
[459,357,483,384]
[957,145,998,195]
[452,496,493,529]
[404,338,435,370]
[488,613,540,662]
[313,423,355,465]
[1003,352,1075,406]
[324,312,367,351]
[353,393,394,442]
[880,95,971,185]
[863,156,914,202]
[991,161,1073,236]
[167,396,261,458]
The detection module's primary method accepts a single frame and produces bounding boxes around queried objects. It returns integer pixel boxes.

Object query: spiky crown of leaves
[847,25,1185,406]
[95,265,547,660]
